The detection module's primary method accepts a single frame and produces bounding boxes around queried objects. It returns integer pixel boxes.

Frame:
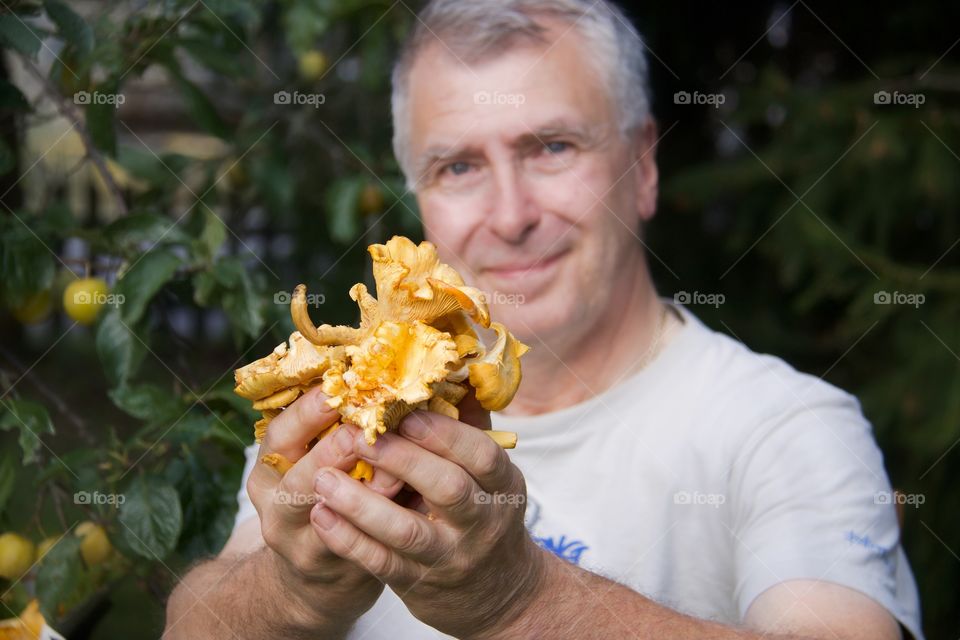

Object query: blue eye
[445,161,471,176]
[544,141,569,153]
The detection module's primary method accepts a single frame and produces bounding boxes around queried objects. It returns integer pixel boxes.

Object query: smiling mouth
[483,249,570,277]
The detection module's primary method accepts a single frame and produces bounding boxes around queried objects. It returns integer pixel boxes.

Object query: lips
[483,248,570,279]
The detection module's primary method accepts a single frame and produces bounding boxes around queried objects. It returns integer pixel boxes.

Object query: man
[164,1,923,638]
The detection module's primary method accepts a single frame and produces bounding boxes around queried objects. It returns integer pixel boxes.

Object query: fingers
[247,388,338,505]
[397,411,516,494]
[260,387,340,461]
[274,423,363,514]
[353,430,486,526]
[312,467,437,568]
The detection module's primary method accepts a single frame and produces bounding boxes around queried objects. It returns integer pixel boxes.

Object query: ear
[631,118,659,223]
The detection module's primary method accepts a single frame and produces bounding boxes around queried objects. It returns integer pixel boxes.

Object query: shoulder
[669,306,868,438]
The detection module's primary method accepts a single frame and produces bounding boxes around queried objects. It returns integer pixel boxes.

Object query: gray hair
[390,0,652,189]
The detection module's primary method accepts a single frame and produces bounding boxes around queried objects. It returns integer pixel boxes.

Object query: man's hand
[308,408,548,639]
[246,386,407,631]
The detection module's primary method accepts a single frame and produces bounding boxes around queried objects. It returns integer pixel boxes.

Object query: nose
[487,159,540,244]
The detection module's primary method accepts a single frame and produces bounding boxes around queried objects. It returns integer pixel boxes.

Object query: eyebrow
[413,118,605,180]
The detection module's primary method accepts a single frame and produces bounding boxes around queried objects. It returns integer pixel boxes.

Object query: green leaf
[102,211,190,251]
[36,534,82,621]
[216,258,266,339]
[0,224,56,307]
[0,14,42,57]
[87,90,117,155]
[168,411,215,446]
[283,3,330,53]
[194,206,227,261]
[116,249,182,324]
[0,452,16,515]
[0,398,55,464]
[177,37,245,78]
[172,451,240,560]
[44,0,93,54]
[192,269,217,306]
[95,307,147,387]
[108,383,180,421]
[118,475,182,559]
[325,176,363,243]
[165,66,228,138]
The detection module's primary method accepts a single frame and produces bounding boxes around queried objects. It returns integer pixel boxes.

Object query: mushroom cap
[468,322,530,411]
[322,321,460,443]
[234,331,344,401]
[369,236,490,327]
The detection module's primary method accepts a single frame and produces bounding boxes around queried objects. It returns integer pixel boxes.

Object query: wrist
[264,548,357,635]
[473,538,555,640]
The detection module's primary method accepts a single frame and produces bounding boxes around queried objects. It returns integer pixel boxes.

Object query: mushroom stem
[292,284,363,346]
[486,430,518,449]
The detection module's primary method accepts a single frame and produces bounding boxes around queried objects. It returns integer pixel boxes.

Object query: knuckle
[364,546,398,579]
[333,484,365,520]
[473,442,504,479]
[320,525,352,559]
[434,471,474,511]
[391,519,427,555]
[388,442,420,480]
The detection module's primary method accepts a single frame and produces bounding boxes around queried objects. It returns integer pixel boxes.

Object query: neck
[502,252,665,417]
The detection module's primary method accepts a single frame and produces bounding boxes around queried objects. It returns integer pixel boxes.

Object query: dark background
[0,1,956,637]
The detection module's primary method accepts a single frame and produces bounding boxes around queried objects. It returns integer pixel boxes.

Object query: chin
[490,293,572,344]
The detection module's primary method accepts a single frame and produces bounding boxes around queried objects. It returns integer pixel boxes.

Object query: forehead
[406,20,616,153]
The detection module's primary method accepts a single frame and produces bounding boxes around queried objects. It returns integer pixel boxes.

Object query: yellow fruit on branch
[297,50,328,82]
[63,277,109,325]
[0,533,35,581]
[12,290,52,325]
[75,522,112,566]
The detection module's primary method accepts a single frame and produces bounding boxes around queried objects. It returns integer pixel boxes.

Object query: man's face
[406,21,658,343]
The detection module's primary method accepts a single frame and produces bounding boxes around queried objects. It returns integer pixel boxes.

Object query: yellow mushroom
[233,236,528,482]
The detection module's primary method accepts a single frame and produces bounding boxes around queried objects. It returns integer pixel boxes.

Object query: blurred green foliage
[0,0,956,638]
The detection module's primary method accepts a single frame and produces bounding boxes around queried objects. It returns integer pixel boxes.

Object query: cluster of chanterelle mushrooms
[234,236,529,481]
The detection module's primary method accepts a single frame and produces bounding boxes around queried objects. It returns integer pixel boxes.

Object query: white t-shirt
[232,303,924,640]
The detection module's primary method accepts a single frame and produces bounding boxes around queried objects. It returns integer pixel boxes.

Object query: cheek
[419,193,476,257]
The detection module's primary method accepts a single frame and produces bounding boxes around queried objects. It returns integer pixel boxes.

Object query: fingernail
[315,470,338,493]
[313,505,337,530]
[401,413,428,440]
[333,427,354,457]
